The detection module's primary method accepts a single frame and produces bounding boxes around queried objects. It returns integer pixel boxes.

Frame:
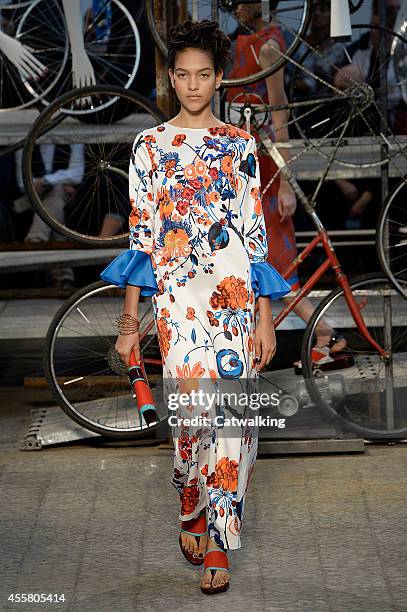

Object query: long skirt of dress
[157,273,260,551]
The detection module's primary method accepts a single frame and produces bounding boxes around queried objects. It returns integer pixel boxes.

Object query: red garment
[226,25,299,288]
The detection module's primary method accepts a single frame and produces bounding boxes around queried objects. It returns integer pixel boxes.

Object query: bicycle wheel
[0,0,68,111]
[301,274,407,438]
[377,178,407,300]
[44,280,163,438]
[146,0,311,87]
[287,24,407,168]
[22,84,167,246]
[17,0,141,111]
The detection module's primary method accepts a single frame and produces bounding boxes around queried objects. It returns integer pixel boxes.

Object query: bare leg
[100,215,123,238]
[285,295,347,357]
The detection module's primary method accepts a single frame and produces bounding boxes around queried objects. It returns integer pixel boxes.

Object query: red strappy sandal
[179,510,207,566]
[200,547,230,595]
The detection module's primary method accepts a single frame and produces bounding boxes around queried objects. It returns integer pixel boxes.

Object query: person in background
[225,2,348,369]
[14,143,84,288]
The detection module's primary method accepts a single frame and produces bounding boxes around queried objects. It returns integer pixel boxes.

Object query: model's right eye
[177,73,186,78]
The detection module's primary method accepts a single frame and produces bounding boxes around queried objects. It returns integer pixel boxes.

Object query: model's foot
[201,539,229,591]
[180,510,208,561]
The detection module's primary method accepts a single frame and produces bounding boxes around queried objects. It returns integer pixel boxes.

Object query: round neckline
[162,121,230,131]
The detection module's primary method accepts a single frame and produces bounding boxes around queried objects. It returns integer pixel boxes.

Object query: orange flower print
[226,125,238,139]
[164,159,177,178]
[251,186,262,215]
[162,228,191,258]
[176,199,189,216]
[176,361,205,394]
[209,368,217,382]
[172,134,186,147]
[186,307,195,320]
[221,155,233,175]
[182,186,195,200]
[184,164,196,180]
[156,317,172,361]
[178,431,192,461]
[208,191,220,203]
[129,199,141,227]
[209,276,249,311]
[180,478,200,515]
[206,457,238,493]
[206,310,219,327]
[202,175,212,189]
[157,186,173,219]
[195,159,207,176]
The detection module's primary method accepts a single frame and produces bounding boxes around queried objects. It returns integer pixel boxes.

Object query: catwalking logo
[167,389,286,429]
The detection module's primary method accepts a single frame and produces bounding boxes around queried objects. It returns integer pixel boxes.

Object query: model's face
[168,48,222,112]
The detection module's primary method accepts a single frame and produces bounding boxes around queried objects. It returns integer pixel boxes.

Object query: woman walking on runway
[100,19,290,595]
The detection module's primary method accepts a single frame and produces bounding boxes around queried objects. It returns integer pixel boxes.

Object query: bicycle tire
[145,0,311,87]
[44,280,162,438]
[377,177,407,301]
[22,84,167,246]
[301,273,407,438]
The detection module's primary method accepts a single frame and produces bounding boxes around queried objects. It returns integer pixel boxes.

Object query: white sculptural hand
[0,30,46,81]
[71,50,96,88]
[62,0,96,88]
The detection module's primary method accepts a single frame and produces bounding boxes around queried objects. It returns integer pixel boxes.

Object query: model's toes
[201,570,212,589]
[214,570,227,588]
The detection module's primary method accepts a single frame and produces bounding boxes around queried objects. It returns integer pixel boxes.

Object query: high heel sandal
[179,510,207,566]
[201,547,230,595]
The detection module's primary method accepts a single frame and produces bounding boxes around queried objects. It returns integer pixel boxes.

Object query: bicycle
[21,84,167,247]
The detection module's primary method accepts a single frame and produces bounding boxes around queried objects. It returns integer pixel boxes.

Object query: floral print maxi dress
[100,121,290,550]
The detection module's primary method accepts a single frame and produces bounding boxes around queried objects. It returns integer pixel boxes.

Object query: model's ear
[168,69,175,88]
[215,69,223,89]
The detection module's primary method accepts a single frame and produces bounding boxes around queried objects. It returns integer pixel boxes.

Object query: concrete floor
[1,387,407,612]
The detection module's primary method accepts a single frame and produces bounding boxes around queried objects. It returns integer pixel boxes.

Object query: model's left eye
[201,73,210,78]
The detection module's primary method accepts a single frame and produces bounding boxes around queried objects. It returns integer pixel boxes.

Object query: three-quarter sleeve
[100,132,158,296]
[237,136,291,300]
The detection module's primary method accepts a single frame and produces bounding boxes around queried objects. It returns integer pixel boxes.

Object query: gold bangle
[115,313,140,335]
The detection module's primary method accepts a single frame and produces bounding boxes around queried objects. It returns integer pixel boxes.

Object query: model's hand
[278,179,296,223]
[115,332,141,368]
[254,318,276,371]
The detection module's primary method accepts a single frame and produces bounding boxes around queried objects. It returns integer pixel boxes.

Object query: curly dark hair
[167,20,232,74]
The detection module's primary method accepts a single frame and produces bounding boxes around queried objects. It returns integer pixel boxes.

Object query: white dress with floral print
[100,121,291,550]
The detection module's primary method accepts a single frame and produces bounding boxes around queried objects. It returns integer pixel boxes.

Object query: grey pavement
[1,387,407,612]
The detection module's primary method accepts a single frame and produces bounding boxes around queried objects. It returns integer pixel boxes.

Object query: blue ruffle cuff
[250,261,292,300]
[100,249,159,296]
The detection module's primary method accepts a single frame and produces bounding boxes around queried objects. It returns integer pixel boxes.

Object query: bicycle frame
[256,125,389,359]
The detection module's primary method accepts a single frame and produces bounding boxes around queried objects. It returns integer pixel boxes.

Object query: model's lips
[188,95,201,98]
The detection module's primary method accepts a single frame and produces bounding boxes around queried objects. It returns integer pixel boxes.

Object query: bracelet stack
[115,313,140,335]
